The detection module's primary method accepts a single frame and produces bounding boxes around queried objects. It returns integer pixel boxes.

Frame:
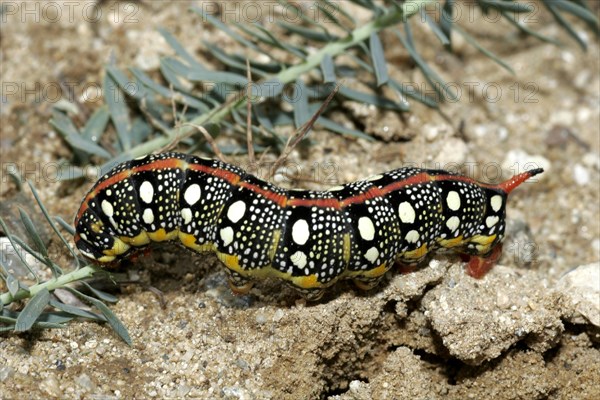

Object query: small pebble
[573,164,590,186]
[349,380,363,391]
[423,123,449,141]
[177,385,191,397]
[255,312,268,325]
[0,366,15,382]
[55,360,66,371]
[436,138,469,167]
[273,309,285,322]
[550,110,575,126]
[496,291,511,309]
[75,373,95,391]
[40,376,62,397]
[236,359,250,371]
[582,153,600,170]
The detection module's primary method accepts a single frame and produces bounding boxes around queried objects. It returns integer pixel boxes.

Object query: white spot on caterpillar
[101,200,114,217]
[290,251,307,269]
[364,247,379,263]
[446,216,460,231]
[446,191,461,211]
[486,216,499,228]
[405,230,420,243]
[181,208,192,225]
[142,208,154,224]
[292,219,310,245]
[80,233,88,241]
[139,181,154,204]
[184,184,201,205]
[220,227,234,246]
[358,216,375,241]
[327,185,345,192]
[491,195,503,212]
[227,200,246,223]
[80,249,96,259]
[398,201,416,224]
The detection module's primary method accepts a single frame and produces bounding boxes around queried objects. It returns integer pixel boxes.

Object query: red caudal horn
[496,168,544,194]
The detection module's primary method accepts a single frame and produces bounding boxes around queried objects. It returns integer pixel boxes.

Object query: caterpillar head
[466,168,544,256]
[74,205,130,264]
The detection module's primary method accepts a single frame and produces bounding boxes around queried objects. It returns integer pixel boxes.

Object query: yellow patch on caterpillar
[291,274,320,289]
[215,251,327,289]
[97,255,116,263]
[103,237,130,256]
[147,228,179,242]
[476,244,492,253]
[363,262,388,278]
[268,230,282,261]
[341,262,388,280]
[120,231,150,247]
[216,252,244,273]
[402,243,429,259]
[178,232,214,253]
[438,235,465,248]
[343,233,351,264]
[91,221,104,233]
[469,234,497,246]
[469,234,498,254]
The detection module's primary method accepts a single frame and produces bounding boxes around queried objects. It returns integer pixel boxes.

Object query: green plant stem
[121,0,434,159]
[0,265,101,306]
[277,0,433,83]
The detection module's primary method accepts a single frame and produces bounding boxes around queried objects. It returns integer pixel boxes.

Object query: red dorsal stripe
[77,156,543,226]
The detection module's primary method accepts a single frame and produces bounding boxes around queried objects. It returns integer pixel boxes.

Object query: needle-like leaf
[15,287,50,332]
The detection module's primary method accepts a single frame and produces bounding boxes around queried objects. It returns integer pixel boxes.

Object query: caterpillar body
[74,152,542,300]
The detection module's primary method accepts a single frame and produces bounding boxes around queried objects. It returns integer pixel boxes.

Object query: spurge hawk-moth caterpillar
[74,152,543,300]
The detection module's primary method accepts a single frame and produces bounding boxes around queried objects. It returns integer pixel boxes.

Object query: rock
[0,237,46,279]
[328,347,439,400]
[555,262,600,327]
[423,264,564,364]
[448,350,556,399]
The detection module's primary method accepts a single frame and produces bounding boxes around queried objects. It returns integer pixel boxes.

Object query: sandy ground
[1,1,599,399]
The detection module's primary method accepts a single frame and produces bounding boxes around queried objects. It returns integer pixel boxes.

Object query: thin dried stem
[269,83,340,179]
[184,123,228,163]
[245,59,256,165]
[156,86,192,153]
